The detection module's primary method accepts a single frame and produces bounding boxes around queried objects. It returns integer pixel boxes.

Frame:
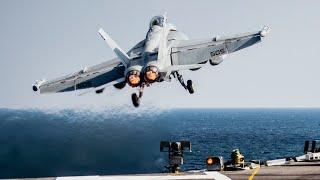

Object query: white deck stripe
[56,172,231,180]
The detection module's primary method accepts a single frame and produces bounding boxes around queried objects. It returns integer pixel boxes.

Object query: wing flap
[34,58,125,94]
[170,27,267,68]
[171,42,227,66]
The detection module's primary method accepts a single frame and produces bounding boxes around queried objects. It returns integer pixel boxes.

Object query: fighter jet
[32,14,270,107]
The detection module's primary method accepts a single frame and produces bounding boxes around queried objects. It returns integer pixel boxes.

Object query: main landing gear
[131,72,194,107]
[174,72,194,94]
[131,83,145,108]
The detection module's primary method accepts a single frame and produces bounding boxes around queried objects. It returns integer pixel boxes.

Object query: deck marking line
[248,166,260,180]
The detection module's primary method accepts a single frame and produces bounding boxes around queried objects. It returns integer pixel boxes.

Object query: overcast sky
[0,0,319,109]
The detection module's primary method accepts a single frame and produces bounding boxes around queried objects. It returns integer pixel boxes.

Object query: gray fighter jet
[32,14,270,107]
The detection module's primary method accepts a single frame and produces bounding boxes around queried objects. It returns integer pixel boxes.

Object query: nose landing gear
[174,72,195,94]
[131,84,145,107]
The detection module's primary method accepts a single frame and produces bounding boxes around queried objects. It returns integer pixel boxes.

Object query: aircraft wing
[169,26,270,71]
[33,58,125,94]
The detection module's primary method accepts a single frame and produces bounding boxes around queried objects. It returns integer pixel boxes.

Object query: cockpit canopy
[149,16,164,28]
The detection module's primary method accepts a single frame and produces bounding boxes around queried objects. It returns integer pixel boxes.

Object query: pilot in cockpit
[149,16,164,29]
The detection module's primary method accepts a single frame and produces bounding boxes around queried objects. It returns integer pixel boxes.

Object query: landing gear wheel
[131,93,140,107]
[186,80,194,94]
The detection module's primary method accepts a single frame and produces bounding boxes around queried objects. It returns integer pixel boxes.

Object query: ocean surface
[0,108,319,178]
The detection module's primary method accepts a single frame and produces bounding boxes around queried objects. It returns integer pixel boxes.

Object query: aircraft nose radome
[260,26,271,37]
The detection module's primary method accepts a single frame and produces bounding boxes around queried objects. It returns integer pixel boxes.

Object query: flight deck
[7,161,320,180]
[7,141,320,180]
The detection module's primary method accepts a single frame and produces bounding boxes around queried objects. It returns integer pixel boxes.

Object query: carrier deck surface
[222,161,320,180]
[7,161,320,180]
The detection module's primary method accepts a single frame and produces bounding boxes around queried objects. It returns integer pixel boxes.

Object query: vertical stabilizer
[98,28,130,67]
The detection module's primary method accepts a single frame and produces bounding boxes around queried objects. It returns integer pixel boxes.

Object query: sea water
[0,108,319,178]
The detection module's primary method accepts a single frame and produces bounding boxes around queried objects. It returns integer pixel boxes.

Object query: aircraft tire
[131,93,140,107]
[187,80,194,94]
[113,81,126,89]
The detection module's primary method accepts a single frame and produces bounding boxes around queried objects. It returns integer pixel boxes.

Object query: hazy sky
[1,0,319,109]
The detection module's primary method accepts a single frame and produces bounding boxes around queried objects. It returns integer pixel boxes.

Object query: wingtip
[98,28,104,33]
[98,28,107,40]
[260,26,271,37]
[32,79,45,93]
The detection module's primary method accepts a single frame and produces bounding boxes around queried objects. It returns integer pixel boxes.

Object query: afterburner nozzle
[144,66,159,83]
[126,70,141,87]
